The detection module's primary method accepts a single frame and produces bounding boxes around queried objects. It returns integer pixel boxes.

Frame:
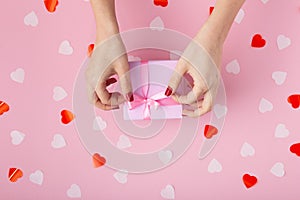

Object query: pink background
[1,0,300,199]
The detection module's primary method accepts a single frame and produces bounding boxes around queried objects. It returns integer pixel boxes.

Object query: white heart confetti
[10,68,25,83]
[272,71,287,86]
[117,135,132,149]
[213,104,228,119]
[240,142,255,157]
[53,86,67,101]
[259,98,273,113]
[208,159,222,173]
[51,134,66,149]
[150,16,164,31]
[113,170,128,184]
[161,184,175,200]
[261,0,269,4]
[234,9,245,24]
[67,184,81,198]
[277,35,291,50]
[59,40,74,55]
[275,123,289,138]
[270,162,285,177]
[24,11,38,27]
[158,150,173,164]
[226,59,240,75]
[93,116,107,131]
[10,130,25,145]
[29,170,44,185]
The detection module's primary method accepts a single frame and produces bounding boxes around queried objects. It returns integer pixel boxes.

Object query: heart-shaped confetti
[10,68,25,83]
[58,40,73,55]
[51,134,66,149]
[243,174,257,189]
[208,159,222,173]
[275,123,289,138]
[234,9,245,24]
[67,184,81,198]
[290,143,300,157]
[29,170,44,185]
[209,7,214,15]
[272,71,287,86]
[153,0,168,7]
[259,98,273,113]
[92,153,106,168]
[226,59,240,75]
[277,34,291,50]
[240,142,255,157]
[93,116,107,131]
[53,86,67,101]
[270,162,285,177]
[117,135,132,149]
[204,125,218,139]
[0,101,9,115]
[213,104,227,119]
[113,170,128,184]
[87,43,94,57]
[10,130,25,145]
[61,109,74,124]
[161,184,175,199]
[158,150,173,164]
[261,0,269,4]
[251,34,266,48]
[24,11,38,27]
[44,0,59,13]
[287,94,300,109]
[8,168,23,182]
[150,16,164,31]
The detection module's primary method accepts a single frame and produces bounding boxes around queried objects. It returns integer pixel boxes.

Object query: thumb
[165,60,187,96]
[115,62,134,102]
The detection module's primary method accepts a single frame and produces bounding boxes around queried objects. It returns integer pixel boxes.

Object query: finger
[182,91,212,117]
[188,99,204,108]
[165,60,187,96]
[114,60,133,102]
[105,77,117,87]
[86,84,97,105]
[94,99,119,111]
[171,84,205,104]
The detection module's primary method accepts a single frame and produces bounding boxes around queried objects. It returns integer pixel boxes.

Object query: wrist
[95,20,120,45]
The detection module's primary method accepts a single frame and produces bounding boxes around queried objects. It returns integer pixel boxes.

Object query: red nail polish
[165,86,173,96]
[126,92,134,102]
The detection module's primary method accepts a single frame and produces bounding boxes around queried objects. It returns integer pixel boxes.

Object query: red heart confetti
[87,44,95,57]
[0,101,9,115]
[8,168,23,182]
[243,174,257,189]
[251,34,266,48]
[44,0,59,13]
[287,94,300,109]
[290,143,300,157]
[204,125,218,139]
[209,6,214,15]
[93,153,106,168]
[154,0,168,7]
[61,109,75,124]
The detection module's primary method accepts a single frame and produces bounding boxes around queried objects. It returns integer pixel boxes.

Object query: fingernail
[112,106,119,110]
[126,92,134,102]
[165,86,173,96]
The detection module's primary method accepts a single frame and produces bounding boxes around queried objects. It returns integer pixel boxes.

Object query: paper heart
[154,0,168,7]
[10,68,25,83]
[113,170,128,184]
[240,142,255,157]
[93,116,107,131]
[67,184,81,198]
[226,59,240,75]
[150,16,164,31]
[251,34,266,48]
[261,0,269,4]
[277,34,291,50]
[8,168,23,182]
[10,130,25,145]
[29,170,44,185]
[24,11,38,27]
[209,7,214,15]
[213,104,227,119]
[234,9,245,24]
[208,159,222,173]
[53,86,67,101]
[161,184,175,199]
[243,174,257,189]
[61,109,74,124]
[158,150,173,164]
[51,134,66,149]
[0,101,9,115]
[270,162,285,177]
[117,135,132,149]
[59,40,73,55]
[287,94,300,109]
[44,0,59,13]
[275,123,289,138]
[92,153,106,168]
[290,143,300,157]
[272,71,287,86]
[87,43,94,57]
[204,125,218,139]
[259,98,273,113]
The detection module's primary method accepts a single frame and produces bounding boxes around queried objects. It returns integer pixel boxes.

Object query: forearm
[90,0,119,43]
[201,0,246,44]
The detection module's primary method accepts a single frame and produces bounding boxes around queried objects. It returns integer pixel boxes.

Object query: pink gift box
[123,60,187,120]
